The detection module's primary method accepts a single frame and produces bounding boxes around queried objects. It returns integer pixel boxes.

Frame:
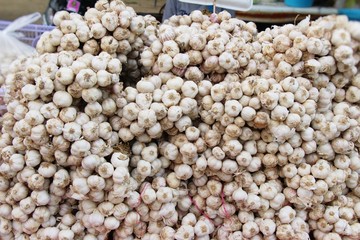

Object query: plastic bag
[0,12,41,76]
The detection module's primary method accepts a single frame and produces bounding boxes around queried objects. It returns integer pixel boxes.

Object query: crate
[0,20,55,47]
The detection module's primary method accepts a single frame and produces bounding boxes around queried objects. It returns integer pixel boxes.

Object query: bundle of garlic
[140,10,258,81]
[36,0,158,82]
[1,0,360,238]
[0,47,133,239]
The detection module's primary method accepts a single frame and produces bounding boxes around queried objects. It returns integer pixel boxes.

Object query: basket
[0,20,55,47]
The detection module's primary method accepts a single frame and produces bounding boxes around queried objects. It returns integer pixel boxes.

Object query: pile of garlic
[118,12,360,240]
[1,0,360,239]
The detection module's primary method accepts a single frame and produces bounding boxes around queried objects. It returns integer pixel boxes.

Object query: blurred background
[0,0,166,20]
[0,0,359,24]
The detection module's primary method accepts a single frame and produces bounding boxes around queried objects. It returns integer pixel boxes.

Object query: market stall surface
[0,0,47,21]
